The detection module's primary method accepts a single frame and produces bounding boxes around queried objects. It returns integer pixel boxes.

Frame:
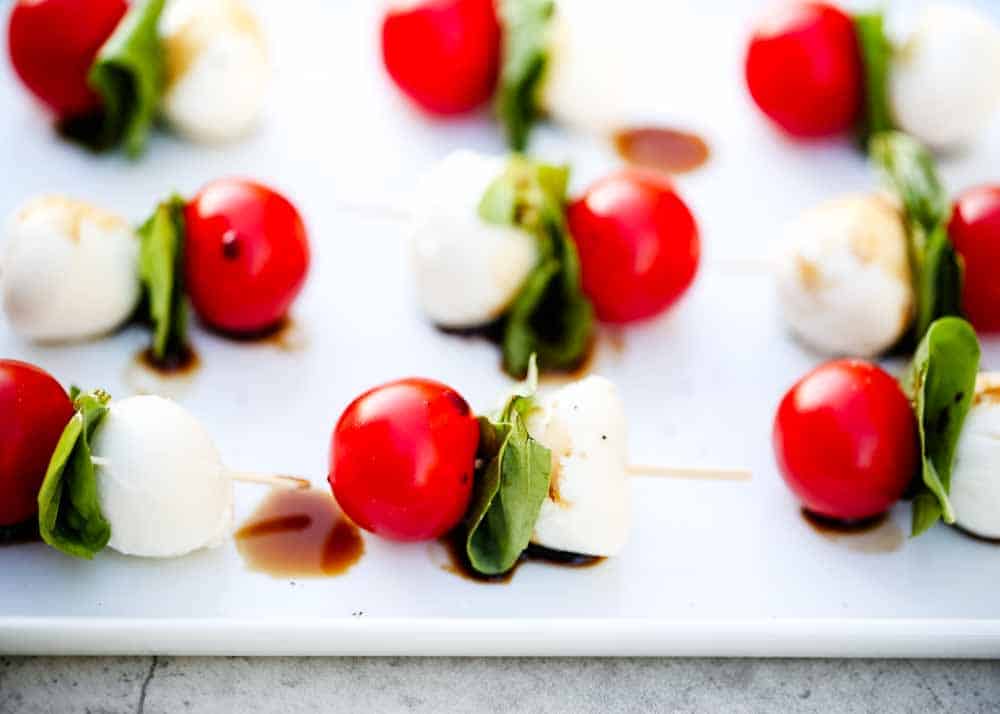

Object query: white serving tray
[1,0,999,657]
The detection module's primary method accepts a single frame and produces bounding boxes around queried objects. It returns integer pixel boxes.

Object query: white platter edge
[2,618,998,658]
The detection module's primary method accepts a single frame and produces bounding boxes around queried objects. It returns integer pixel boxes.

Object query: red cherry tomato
[0,360,75,526]
[567,168,700,324]
[184,179,310,335]
[329,378,479,542]
[950,185,1000,333]
[8,0,127,118]
[773,359,918,522]
[745,2,862,138]
[381,0,501,115]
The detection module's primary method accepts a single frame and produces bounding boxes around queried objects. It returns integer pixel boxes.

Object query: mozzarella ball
[525,376,630,557]
[538,0,629,132]
[92,395,233,558]
[950,372,1000,540]
[775,193,914,358]
[410,150,538,328]
[890,4,1000,150]
[1,196,140,342]
[160,0,268,143]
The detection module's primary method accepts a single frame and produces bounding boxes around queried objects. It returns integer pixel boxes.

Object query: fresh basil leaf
[496,0,554,151]
[138,195,189,365]
[870,131,962,342]
[478,156,594,378]
[37,389,113,559]
[854,12,895,145]
[870,131,951,234]
[913,222,963,342]
[67,0,166,156]
[902,317,979,536]
[466,387,552,576]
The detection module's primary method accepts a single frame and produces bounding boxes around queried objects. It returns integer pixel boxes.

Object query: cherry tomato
[773,359,918,522]
[567,168,700,324]
[8,0,127,118]
[745,2,862,138]
[184,179,310,335]
[381,0,501,115]
[950,185,1000,333]
[329,378,479,541]
[0,360,75,526]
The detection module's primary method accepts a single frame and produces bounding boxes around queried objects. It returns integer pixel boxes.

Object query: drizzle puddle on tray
[801,509,904,554]
[235,489,364,578]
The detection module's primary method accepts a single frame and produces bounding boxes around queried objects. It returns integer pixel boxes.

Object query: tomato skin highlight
[567,168,700,324]
[950,185,1000,333]
[773,360,918,522]
[329,378,480,542]
[381,0,501,115]
[745,2,862,138]
[7,0,128,118]
[184,179,310,335]
[0,360,75,527]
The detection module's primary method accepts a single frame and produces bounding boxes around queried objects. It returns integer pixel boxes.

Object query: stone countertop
[1,657,998,713]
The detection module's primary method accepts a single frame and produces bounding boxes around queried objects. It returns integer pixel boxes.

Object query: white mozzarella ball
[538,0,629,132]
[92,395,233,558]
[525,376,630,557]
[890,4,1000,150]
[950,372,1000,540]
[1,196,140,342]
[775,193,914,358]
[410,150,538,328]
[160,0,268,144]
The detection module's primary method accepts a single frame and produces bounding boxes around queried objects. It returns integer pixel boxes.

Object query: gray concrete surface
[1,657,998,713]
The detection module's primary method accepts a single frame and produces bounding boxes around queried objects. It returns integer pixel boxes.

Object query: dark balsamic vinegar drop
[801,509,904,554]
[613,126,711,174]
[136,344,200,376]
[0,517,41,546]
[235,489,364,578]
[438,530,605,584]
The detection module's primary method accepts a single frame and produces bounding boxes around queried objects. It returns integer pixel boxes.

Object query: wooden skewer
[229,472,311,490]
[627,465,752,482]
[334,199,772,275]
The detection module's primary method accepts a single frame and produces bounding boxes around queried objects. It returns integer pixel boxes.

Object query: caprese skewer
[774,316,996,538]
[7,0,268,156]
[745,1,1000,150]
[330,357,749,576]
[775,131,999,358]
[381,0,634,151]
[1,178,310,368]
[0,359,304,558]
[373,149,700,377]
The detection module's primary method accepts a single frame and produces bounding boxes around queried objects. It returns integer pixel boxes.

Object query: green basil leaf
[496,0,554,151]
[870,131,962,343]
[466,387,552,576]
[913,222,964,341]
[854,12,895,145]
[870,131,951,234]
[902,317,980,536]
[66,0,166,156]
[138,195,189,365]
[478,156,594,378]
[37,389,113,559]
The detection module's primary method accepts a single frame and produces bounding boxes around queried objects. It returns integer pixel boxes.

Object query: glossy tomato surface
[745,2,862,138]
[184,179,310,335]
[567,168,700,324]
[950,185,1000,333]
[0,360,75,526]
[329,378,480,542]
[773,360,918,521]
[8,0,127,118]
[381,0,501,115]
